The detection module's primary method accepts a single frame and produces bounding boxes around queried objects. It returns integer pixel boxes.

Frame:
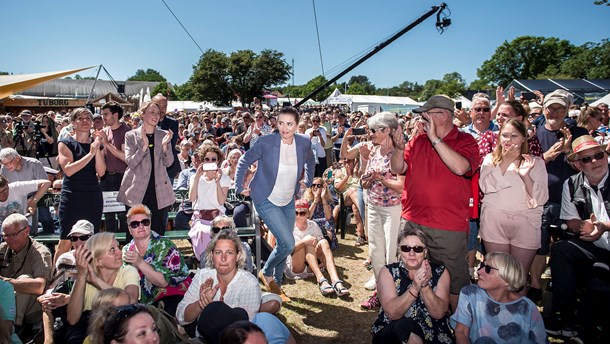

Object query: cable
[311,0,325,77]
[160,0,204,55]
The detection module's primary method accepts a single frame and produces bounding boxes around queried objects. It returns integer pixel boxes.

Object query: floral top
[122,231,190,304]
[310,203,338,250]
[365,146,401,207]
[478,131,543,162]
[372,260,454,344]
[451,285,547,344]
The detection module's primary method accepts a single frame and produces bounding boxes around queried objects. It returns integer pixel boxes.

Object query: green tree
[418,79,443,101]
[560,39,610,79]
[74,74,96,80]
[188,49,291,106]
[347,75,376,94]
[0,71,9,75]
[468,79,493,92]
[477,36,576,87]
[594,0,609,6]
[437,72,466,98]
[127,68,167,82]
[376,81,422,98]
[152,82,177,100]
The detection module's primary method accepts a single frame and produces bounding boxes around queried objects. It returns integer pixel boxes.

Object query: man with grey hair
[0,148,48,235]
[390,95,479,311]
[598,102,609,126]
[0,213,52,341]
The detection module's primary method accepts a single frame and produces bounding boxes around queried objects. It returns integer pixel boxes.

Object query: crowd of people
[0,90,609,344]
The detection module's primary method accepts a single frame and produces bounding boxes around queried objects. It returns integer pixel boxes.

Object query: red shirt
[401,126,480,232]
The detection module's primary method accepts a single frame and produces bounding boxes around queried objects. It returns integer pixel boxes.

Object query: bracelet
[431,138,443,147]
[408,288,418,298]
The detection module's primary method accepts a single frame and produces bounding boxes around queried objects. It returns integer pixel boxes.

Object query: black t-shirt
[145,133,156,196]
[536,120,588,203]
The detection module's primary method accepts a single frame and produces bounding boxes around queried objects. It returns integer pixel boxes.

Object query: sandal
[318,278,335,296]
[333,280,350,297]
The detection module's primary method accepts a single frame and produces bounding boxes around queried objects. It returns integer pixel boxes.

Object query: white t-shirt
[0,181,39,225]
[191,173,232,212]
[305,127,327,159]
[268,140,298,206]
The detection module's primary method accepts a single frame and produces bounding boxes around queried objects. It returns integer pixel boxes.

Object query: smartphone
[455,101,462,110]
[522,92,537,101]
[201,163,218,171]
[353,128,366,135]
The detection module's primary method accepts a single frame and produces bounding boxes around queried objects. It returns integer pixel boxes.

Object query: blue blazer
[235,133,315,204]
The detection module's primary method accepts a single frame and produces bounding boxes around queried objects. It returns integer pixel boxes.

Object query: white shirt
[305,127,326,158]
[175,268,261,324]
[0,181,39,226]
[560,173,610,250]
[191,173,232,212]
[268,140,298,206]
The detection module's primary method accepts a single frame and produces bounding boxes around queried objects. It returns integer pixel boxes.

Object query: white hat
[67,220,94,237]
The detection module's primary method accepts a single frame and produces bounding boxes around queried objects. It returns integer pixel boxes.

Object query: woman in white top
[188,144,231,260]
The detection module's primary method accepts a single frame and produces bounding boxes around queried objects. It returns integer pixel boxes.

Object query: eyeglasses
[69,235,91,242]
[211,226,231,234]
[312,120,320,123]
[0,156,17,167]
[129,218,151,229]
[478,262,499,274]
[204,157,218,162]
[296,211,308,216]
[311,184,323,188]
[399,245,425,253]
[579,151,605,164]
[0,226,28,239]
[369,128,385,134]
[473,107,491,113]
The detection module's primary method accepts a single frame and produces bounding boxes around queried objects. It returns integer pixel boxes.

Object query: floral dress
[122,231,190,304]
[311,203,338,250]
[372,260,454,344]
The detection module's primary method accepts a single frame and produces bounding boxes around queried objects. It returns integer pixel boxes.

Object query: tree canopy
[127,68,167,82]
[187,48,291,106]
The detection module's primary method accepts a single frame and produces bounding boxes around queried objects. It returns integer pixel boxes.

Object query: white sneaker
[364,276,376,290]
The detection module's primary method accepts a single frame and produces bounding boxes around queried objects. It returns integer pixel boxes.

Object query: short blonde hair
[86,232,118,275]
[203,229,245,270]
[486,252,526,292]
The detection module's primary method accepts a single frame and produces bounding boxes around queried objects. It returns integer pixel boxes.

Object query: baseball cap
[67,219,94,237]
[413,95,455,113]
[92,113,102,120]
[544,89,573,108]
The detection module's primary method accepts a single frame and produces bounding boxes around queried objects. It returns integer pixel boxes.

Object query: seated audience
[122,204,190,316]
[332,158,366,245]
[0,214,52,342]
[372,228,453,343]
[66,233,140,343]
[286,200,349,297]
[0,279,20,344]
[302,177,338,250]
[102,304,159,344]
[452,252,547,344]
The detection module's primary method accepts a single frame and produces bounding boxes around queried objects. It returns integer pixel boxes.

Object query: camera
[353,128,366,135]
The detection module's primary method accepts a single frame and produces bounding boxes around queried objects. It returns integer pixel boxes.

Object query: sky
[2,0,609,89]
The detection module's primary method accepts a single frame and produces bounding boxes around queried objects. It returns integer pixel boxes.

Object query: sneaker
[364,276,376,291]
[360,292,380,310]
[355,236,367,246]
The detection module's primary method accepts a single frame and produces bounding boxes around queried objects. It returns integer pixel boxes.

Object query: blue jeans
[255,198,295,284]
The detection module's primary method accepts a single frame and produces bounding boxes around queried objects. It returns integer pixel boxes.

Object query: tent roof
[0,67,95,99]
[90,92,133,107]
[323,93,419,106]
[18,79,160,99]
[592,92,610,106]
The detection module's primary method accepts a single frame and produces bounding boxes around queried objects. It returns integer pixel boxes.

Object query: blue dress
[58,137,103,239]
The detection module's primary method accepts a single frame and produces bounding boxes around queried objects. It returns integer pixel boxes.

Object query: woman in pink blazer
[118,101,175,238]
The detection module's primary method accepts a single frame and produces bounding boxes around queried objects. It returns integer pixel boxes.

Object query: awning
[0,66,95,100]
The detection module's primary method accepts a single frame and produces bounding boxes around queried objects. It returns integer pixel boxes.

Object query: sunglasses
[369,128,385,134]
[129,218,151,229]
[312,120,320,123]
[69,235,91,242]
[204,157,218,162]
[211,226,231,234]
[478,262,499,274]
[579,151,605,164]
[311,184,323,188]
[53,187,62,191]
[399,245,425,253]
[473,107,491,113]
[296,211,308,216]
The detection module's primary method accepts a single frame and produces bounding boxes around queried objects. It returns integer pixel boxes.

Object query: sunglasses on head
[69,235,91,242]
[478,262,499,274]
[296,210,308,216]
[579,151,605,164]
[211,226,231,234]
[399,245,425,253]
[129,218,151,229]
[473,107,491,112]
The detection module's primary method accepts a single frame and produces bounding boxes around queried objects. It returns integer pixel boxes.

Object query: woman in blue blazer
[235,106,315,300]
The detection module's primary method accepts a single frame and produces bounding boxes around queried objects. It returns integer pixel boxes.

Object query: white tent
[592,92,610,106]
[322,90,421,114]
[167,101,233,113]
